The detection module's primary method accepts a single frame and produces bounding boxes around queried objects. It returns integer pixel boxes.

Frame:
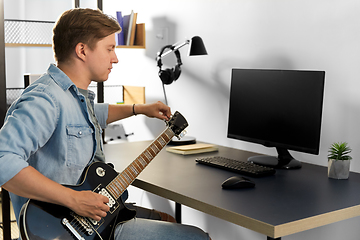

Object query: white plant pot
[328,159,350,179]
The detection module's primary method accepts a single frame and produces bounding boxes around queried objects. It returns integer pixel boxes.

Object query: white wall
[5,0,360,239]
[103,0,360,170]
[106,1,360,239]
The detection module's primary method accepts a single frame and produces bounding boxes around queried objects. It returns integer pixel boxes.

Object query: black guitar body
[19,162,136,240]
[19,111,189,240]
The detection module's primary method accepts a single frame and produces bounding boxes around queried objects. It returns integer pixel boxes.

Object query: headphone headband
[157,45,182,85]
[157,45,182,67]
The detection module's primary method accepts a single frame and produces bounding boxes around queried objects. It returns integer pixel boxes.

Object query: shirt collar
[47,64,76,91]
[78,88,96,102]
[47,64,96,101]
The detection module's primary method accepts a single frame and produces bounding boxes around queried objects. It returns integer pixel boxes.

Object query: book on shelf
[116,10,144,47]
[129,12,138,46]
[166,143,219,155]
[116,11,125,46]
[122,12,131,45]
[134,23,145,46]
[122,10,137,46]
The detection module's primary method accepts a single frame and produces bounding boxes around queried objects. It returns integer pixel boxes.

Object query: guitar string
[70,128,176,238]
[69,216,87,238]
[105,128,175,201]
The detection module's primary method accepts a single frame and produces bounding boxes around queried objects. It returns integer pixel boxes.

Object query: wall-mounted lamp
[156,36,207,145]
[156,36,208,104]
[158,36,208,59]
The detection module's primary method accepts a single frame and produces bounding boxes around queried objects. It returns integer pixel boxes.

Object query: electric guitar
[19,111,188,240]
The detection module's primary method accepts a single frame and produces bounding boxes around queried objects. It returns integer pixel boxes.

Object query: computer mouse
[221,176,255,189]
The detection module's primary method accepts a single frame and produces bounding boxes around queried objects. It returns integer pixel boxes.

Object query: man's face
[87,33,118,82]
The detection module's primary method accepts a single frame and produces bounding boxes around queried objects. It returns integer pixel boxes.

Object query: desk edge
[132,179,275,237]
[274,204,360,238]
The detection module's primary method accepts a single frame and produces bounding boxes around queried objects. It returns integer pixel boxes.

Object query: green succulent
[328,142,352,160]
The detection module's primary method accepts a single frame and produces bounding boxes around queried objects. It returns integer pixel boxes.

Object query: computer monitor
[227,68,325,169]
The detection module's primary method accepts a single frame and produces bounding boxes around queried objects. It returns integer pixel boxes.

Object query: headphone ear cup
[159,68,174,85]
[173,65,181,81]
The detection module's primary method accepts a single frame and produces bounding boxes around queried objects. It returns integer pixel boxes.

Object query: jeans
[116,204,210,240]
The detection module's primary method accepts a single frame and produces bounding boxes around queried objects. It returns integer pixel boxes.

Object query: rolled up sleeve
[0,88,57,186]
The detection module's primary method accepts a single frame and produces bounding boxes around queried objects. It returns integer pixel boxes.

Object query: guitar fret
[153,144,160,153]
[108,184,119,199]
[149,148,155,157]
[107,177,127,200]
[130,165,138,175]
[114,179,124,192]
[118,177,127,189]
[122,172,131,184]
[141,153,147,162]
[158,136,166,147]
[148,147,156,157]
[128,168,137,180]
[134,161,143,172]
[129,166,137,175]
[166,129,175,139]
[163,132,170,142]
[107,185,117,197]
[113,182,123,198]
[138,156,147,167]
[137,157,144,166]
[134,160,143,170]
[111,181,121,192]
[150,145,159,155]
[125,168,135,179]
[119,177,128,189]
[154,141,161,151]
[144,151,152,161]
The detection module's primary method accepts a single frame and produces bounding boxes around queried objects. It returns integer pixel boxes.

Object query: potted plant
[328,142,352,179]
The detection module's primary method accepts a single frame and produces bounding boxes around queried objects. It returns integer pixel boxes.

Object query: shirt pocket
[66,125,94,169]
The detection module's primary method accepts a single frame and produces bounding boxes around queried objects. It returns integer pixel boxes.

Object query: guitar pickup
[94,184,119,214]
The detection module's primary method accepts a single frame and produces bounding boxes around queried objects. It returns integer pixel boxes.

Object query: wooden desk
[104,141,360,239]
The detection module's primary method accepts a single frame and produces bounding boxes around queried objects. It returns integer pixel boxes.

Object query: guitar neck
[106,127,175,200]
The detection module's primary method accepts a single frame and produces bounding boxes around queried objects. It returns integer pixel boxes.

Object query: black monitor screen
[227,69,325,169]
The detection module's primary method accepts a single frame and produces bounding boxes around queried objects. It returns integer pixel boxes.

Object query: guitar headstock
[166,111,188,139]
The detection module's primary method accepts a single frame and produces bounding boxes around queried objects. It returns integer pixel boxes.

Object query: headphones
[157,45,182,85]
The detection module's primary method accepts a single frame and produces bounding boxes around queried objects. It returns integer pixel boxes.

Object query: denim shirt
[0,64,109,220]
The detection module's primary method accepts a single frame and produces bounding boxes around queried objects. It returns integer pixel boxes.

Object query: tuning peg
[175,130,187,140]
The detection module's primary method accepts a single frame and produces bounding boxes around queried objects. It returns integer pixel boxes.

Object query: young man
[0,8,210,240]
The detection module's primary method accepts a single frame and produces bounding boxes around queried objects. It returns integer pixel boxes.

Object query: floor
[0,190,19,240]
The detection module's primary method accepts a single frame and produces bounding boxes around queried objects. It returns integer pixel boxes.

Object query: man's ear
[75,42,87,61]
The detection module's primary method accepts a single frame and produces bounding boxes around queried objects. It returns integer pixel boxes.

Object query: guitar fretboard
[106,127,175,199]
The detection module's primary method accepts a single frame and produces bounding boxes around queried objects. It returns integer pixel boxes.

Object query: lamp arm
[173,39,190,51]
[158,39,190,59]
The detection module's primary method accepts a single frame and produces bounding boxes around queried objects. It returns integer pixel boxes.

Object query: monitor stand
[248,147,302,169]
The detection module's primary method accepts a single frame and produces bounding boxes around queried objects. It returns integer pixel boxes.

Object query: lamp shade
[189,36,208,56]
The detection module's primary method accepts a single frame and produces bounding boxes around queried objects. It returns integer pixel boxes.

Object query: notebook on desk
[166,143,218,155]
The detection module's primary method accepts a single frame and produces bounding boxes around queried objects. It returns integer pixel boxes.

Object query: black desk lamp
[156,36,207,145]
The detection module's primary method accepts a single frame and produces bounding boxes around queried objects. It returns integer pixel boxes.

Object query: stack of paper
[166,143,218,155]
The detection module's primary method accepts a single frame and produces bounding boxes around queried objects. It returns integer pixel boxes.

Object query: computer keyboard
[195,156,276,177]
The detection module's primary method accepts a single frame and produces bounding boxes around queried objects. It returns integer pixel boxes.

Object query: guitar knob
[96,167,106,177]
